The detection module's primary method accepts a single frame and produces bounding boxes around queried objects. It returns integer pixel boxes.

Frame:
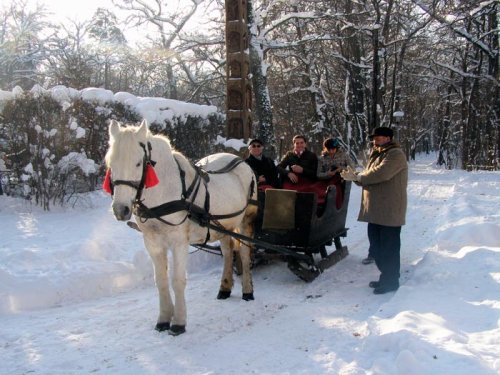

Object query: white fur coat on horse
[104,120,257,335]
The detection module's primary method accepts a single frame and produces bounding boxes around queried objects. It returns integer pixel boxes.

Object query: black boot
[373,284,399,294]
[362,255,374,265]
[368,281,380,288]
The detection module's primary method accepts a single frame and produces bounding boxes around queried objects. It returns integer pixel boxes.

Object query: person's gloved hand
[340,166,359,182]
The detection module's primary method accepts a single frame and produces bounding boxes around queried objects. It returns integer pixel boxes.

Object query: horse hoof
[217,290,231,299]
[242,293,254,301]
[155,322,170,332]
[168,325,186,336]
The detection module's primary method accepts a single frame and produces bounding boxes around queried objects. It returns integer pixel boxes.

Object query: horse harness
[110,141,256,242]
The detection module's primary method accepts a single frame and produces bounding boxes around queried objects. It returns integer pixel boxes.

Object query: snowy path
[1,156,499,374]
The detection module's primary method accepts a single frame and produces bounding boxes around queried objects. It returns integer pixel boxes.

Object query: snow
[58,152,97,175]
[80,88,115,104]
[217,135,248,151]
[1,86,219,129]
[77,87,218,124]
[1,154,499,374]
[0,90,14,102]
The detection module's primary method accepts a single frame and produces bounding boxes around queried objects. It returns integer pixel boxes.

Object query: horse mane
[148,132,190,171]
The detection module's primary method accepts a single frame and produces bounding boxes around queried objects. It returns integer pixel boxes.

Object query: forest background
[0,0,498,209]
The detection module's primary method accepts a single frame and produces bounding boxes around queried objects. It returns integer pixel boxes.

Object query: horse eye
[136,161,141,167]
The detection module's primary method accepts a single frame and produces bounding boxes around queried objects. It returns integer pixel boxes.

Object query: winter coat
[277,149,318,180]
[317,149,354,179]
[245,154,279,187]
[356,142,408,227]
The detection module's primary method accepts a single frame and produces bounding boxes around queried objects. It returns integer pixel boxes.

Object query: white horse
[104,120,257,335]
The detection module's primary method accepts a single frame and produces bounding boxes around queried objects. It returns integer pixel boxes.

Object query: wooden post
[225,0,252,140]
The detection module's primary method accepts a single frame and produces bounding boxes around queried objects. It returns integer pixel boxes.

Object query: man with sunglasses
[245,138,279,188]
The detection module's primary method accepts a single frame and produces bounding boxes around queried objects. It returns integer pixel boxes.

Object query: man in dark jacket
[245,138,279,188]
[277,135,318,184]
[341,127,408,294]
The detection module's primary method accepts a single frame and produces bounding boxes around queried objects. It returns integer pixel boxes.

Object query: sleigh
[195,180,351,282]
[247,180,351,281]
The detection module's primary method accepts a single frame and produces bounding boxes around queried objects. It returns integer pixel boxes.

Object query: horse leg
[169,245,188,336]
[144,236,173,332]
[217,236,234,299]
[239,215,255,301]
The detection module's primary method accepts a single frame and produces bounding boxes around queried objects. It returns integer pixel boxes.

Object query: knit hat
[323,138,340,150]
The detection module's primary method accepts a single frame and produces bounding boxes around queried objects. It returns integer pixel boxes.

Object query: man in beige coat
[341,127,408,294]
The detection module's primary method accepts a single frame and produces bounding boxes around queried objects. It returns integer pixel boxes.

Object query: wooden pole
[225,0,252,140]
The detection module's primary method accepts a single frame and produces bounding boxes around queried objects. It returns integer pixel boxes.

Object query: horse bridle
[109,141,155,201]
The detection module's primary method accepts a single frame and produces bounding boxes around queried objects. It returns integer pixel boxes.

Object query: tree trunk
[247,0,276,157]
[371,28,380,131]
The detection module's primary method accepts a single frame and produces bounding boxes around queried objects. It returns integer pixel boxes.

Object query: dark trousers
[368,223,401,287]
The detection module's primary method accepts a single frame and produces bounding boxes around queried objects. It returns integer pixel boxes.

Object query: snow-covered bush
[0,89,140,209]
[0,92,95,209]
[0,86,225,209]
[149,113,225,160]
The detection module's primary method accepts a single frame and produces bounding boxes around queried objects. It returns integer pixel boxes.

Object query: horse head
[105,119,153,221]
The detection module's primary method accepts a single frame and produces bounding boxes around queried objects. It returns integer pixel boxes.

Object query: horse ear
[109,120,120,139]
[138,119,149,138]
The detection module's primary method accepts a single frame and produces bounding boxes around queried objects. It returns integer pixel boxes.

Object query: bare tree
[87,8,129,90]
[247,0,276,156]
[413,0,499,169]
[0,0,51,89]
[113,0,202,100]
[44,21,94,89]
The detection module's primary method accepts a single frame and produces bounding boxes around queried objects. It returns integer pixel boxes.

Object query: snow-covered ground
[1,153,499,374]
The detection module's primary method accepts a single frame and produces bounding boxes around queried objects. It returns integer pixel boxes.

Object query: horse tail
[249,175,256,200]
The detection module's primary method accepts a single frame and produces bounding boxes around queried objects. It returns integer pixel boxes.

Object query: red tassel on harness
[144,163,159,188]
[103,169,112,194]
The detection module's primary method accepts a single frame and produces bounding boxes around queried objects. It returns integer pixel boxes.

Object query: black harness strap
[112,180,141,190]
[248,199,259,206]
[176,162,187,197]
[174,156,209,200]
[173,155,209,231]
[202,157,244,174]
[135,199,188,219]
[135,198,248,222]
[196,157,245,239]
